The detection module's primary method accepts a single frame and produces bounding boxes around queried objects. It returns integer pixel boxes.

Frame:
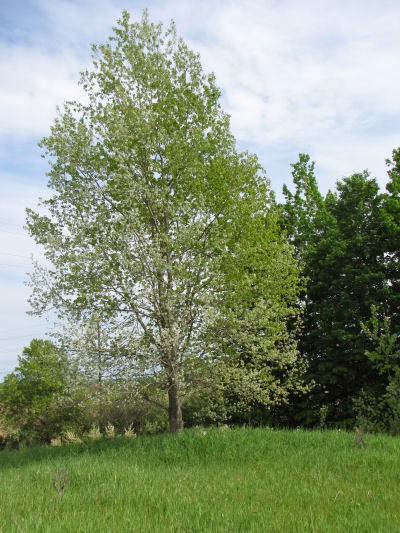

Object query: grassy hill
[1,426,399,532]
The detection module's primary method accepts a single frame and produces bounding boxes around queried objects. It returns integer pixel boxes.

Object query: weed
[104,422,115,438]
[309,507,316,532]
[63,431,82,444]
[87,424,102,440]
[123,423,136,438]
[319,405,328,429]
[52,468,68,499]
[354,426,366,448]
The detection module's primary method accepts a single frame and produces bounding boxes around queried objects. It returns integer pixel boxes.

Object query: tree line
[0,11,399,445]
[281,150,400,430]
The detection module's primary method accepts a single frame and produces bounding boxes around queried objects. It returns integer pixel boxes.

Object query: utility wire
[0,324,50,334]
[0,334,46,341]
[0,263,31,268]
[0,252,31,259]
[0,229,26,236]
[0,220,23,228]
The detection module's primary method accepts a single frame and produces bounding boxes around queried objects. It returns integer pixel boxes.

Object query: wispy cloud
[2,0,399,186]
[184,0,400,188]
[0,46,84,138]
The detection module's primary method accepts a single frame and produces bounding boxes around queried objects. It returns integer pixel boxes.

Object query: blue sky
[1,0,400,376]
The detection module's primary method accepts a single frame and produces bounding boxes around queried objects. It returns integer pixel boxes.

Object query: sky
[0,0,399,377]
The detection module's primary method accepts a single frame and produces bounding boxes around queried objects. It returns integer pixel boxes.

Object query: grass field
[0,426,399,532]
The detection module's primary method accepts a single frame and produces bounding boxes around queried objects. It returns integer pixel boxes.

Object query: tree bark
[168,376,183,432]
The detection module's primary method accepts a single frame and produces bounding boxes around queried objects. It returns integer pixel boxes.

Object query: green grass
[1,427,400,532]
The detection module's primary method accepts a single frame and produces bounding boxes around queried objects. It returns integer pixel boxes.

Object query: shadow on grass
[0,435,148,470]
[0,427,254,470]
[0,428,227,470]
[1,426,381,472]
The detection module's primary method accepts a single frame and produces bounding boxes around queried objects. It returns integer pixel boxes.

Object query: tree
[283,163,389,425]
[362,306,400,378]
[382,148,400,330]
[280,154,329,424]
[0,339,77,443]
[282,153,324,256]
[310,173,388,421]
[351,149,400,432]
[210,208,309,423]
[59,312,134,385]
[26,11,300,432]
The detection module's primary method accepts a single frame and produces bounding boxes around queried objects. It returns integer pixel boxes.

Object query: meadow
[0,427,399,532]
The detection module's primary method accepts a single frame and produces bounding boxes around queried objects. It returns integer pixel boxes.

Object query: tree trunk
[168,377,183,432]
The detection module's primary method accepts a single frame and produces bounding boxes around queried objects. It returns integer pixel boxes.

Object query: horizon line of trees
[2,147,399,446]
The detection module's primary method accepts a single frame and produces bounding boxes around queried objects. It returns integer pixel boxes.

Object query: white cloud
[37,0,127,50]
[0,177,48,226]
[180,0,400,190]
[0,46,84,138]
[1,0,399,175]
[199,2,400,132]
[312,134,399,190]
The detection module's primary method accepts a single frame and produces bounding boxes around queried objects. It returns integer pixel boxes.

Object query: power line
[0,332,50,341]
[0,220,23,228]
[0,324,50,334]
[0,333,47,341]
[0,252,31,259]
[0,228,26,237]
[0,263,31,268]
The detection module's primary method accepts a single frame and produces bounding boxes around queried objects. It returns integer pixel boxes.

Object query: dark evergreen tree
[304,173,387,425]
[282,157,391,427]
[382,148,400,327]
[354,148,400,432]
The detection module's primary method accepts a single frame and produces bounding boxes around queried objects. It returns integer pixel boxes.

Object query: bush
[354,375,400,434]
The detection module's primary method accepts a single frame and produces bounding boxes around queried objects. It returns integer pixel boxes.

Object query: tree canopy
[281,150,400,428]
[26,11,304,432]
[0,339,77,444]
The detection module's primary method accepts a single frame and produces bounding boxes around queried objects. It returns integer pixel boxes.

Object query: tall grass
[0,427,399,531]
